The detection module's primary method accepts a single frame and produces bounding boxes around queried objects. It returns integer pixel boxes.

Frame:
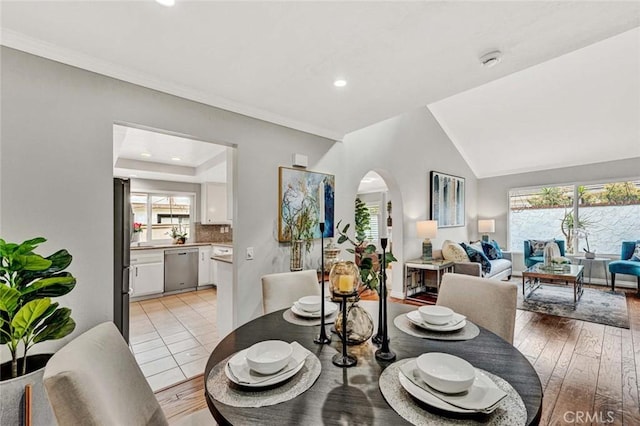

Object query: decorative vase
[323,239,341,273]
[0,354,55,426]
[334,301,375,345]
[290,239,304,271]
[131,232,140,243]
[173,237,186,245]
[543,242,560,267]
[585,251,596,259]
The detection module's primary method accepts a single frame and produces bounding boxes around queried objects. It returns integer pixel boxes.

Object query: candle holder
[375,237,396,362]
[314,222,331,345]
[332,290,358,368]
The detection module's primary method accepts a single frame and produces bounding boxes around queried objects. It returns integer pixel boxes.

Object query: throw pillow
[461,243,492,275]
[442,240,469,263]
[529,239,552,257]
[632,242,640,262]
[490,240,504,259]
[481,240,501,260]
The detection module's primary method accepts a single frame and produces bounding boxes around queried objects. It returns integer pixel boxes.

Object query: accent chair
[609,241,640,295]
[524,239,565,268]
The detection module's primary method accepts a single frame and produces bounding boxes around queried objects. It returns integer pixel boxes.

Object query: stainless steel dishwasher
[164,248,199,293]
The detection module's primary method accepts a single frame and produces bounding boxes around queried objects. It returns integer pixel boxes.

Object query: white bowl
[418,305,454,325]
[297,295,322,312]
[416,352,476,394]
[245,340,293,375]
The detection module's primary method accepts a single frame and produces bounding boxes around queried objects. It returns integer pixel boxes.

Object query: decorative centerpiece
[169,226,188,244]
[323,239,341,274]
[330,261,359,368]
[131,222,143,242]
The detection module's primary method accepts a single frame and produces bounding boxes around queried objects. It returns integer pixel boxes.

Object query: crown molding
[1,29,343,141]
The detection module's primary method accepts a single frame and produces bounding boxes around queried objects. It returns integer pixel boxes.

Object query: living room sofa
[433,246,512,281]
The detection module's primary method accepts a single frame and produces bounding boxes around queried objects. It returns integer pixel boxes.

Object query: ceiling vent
[480,50,503,68]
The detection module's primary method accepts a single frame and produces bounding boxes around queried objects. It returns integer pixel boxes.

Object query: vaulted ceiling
[2,1,639,178]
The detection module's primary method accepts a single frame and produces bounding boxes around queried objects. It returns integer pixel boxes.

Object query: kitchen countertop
[211,254,233,263]
[131,242,233,251]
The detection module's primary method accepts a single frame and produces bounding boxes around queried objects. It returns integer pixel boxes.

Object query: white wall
[477,157,640,283]
[0,47,338,360]
[340,107,477,297]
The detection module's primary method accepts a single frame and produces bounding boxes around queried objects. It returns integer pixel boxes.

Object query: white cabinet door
[201,182,230,224]
[198,246,212,286]
[132,262,164,296]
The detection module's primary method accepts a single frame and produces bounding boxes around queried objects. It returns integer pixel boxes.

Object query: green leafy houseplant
[336,220,396,293]
[0,237,76,379]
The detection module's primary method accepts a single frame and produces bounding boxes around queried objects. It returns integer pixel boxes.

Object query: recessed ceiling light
[171,157,181,161]
[155,0,175,7]
[140,152,152,158]
[480,50,502,68]
[333,79,347,88]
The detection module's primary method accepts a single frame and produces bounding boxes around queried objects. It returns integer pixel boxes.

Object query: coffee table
[522,263,584,304]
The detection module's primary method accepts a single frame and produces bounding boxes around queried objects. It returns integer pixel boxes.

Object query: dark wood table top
[204,300,542,425]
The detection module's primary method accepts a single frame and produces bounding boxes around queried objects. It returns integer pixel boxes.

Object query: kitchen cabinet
[198,245,212,286]
[130,250,164,297]
[201,182,230,224]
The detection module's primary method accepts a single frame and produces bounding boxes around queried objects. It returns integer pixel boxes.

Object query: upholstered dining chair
[261,269,321,314]
[43,322,215,426]
[436,273,518,344]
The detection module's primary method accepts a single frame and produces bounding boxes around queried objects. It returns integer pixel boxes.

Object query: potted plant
[169,225,188,244]
[132,222,143,243]
[0,237,76,424]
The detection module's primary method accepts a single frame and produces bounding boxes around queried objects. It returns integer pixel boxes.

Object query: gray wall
[0,47,339,359]
[477,157,640,283]
[340,107,477,297]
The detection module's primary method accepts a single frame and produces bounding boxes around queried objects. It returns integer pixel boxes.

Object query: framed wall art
[278,167,335,242]
[430,171,465,228]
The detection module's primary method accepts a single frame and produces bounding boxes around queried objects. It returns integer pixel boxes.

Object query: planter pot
[585,251,596,259]
[0,354,56,426]
[290,240,303,271]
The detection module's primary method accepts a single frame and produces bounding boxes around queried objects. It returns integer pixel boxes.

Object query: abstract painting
[430,171,465,228]
[278,167,335,242]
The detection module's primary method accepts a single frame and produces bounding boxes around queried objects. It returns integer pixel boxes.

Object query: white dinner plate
[406,311,466,332]
[225,342,308,387]
[291,302,338,318]
[398,360,507,413]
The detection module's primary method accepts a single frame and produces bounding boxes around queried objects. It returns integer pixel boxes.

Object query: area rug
[517,285,629,329]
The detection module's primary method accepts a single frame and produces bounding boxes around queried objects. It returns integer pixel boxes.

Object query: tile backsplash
[195,223,233,243]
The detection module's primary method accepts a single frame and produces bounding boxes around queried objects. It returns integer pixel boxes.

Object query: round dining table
[204,300,542,425]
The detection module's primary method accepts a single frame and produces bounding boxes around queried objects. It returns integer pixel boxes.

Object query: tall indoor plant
[0,237,76,378]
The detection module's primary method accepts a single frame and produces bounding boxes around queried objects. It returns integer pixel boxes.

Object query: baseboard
[390,290,405,299]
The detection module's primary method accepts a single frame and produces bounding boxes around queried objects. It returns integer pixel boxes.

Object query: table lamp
[416,220,437,262]
[478,219,495,242]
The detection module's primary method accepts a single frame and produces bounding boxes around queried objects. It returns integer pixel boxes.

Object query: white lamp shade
[478,219,495,233]
[417,220,438,239]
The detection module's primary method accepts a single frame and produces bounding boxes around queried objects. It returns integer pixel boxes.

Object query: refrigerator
[113,178,131,343]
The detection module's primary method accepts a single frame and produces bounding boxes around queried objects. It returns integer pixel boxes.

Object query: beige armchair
[436,273,517,344]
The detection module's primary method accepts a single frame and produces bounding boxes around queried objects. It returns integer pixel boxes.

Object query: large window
[131,193,193,243]
[509,180,640,255]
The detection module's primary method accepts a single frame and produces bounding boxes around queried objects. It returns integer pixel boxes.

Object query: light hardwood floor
[157,285,640,425]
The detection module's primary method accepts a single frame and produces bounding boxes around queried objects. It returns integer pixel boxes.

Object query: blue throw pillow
[632,242,640,262]
[481,240,502,260]
[491,240,503,259]
[461,243,492,274]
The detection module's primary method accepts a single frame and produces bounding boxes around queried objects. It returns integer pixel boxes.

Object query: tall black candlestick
[314,222,331,345]
[372,251,384,345]
[375,237,396,362]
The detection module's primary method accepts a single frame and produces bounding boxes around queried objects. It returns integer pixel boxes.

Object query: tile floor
[130,288,219,392]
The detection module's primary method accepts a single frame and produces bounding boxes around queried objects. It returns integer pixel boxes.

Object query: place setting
[282,294,339,326]
[379,352,527,425]
[206,339,322,408]
[394,305,480,341]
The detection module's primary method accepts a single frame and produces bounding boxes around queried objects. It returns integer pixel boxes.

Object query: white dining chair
[43,322,215,425]
[261,269,321,314]
[436,273,517,344]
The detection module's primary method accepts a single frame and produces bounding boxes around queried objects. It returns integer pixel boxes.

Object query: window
[509,180,640,255]
[131,192,193,243]
[364,203,380,242]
